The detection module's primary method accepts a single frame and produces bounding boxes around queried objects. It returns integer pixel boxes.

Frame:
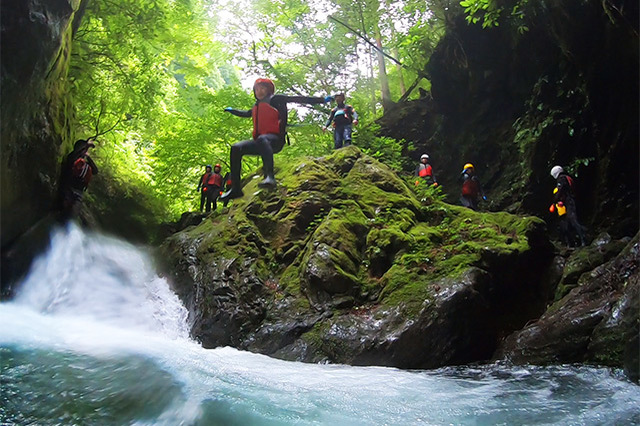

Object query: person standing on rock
[220,78,333,201]
[205,164,224,212]
[57,138,99,220]
[460,163,485,210]
[196,165,212,212]
[550,165,586,246]
[323,93,358,149]
[415,153,438,187]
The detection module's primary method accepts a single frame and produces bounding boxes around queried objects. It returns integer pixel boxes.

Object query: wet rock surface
[496,234,639,382]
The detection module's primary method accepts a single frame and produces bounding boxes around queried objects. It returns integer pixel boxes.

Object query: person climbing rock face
[414,153,438,187]
[550,165,586,247]
[196,165,212,212]
[220,78,333,202]
[460,163,485,210]
[324,93,358,149]
[57,138,99,220]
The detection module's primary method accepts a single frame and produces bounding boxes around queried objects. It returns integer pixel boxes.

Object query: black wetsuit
[57,150,98,219]
[554,173,586,246]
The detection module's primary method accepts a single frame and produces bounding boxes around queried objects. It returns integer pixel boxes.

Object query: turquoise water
[1,224,638,425]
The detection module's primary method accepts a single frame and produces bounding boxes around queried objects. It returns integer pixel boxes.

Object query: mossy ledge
[159,146,554,368]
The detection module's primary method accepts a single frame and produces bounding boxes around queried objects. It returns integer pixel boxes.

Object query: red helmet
[254,78,275,95]
[214,164,221,168]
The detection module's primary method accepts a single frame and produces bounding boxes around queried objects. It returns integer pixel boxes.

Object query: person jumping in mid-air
[220,78,332,201]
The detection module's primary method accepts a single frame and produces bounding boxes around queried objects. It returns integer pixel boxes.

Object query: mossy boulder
[160,146,554,368]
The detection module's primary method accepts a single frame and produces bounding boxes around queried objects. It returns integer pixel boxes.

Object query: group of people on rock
[60,77,586,247]
[414,155,486,211]
[196,164,231,212]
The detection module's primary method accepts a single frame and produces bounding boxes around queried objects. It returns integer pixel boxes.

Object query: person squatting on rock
[323,93,358,149]
[460,163,485,210]
[550,165,586,246]
[415,153,438,187]
[57,138,99,220]
[220,78,332,201]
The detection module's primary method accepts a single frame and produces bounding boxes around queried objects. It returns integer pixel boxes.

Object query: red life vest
[201,172,211,186]
[462,177,479,197]
[418,164,432,178]
[252,101,280,138]
[207,172,223,187]
[72,157,93,187]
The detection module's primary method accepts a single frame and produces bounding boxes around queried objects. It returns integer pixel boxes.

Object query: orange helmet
[254,78,275,95]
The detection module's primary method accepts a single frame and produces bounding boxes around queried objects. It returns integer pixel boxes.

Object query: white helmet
[550,165,563,179]
[420,154,429,160]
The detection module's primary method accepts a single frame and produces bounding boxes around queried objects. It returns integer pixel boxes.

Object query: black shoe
[258,176,277,188]
[220,188,244,202]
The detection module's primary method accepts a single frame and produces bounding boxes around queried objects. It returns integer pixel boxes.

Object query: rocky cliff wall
[379,0,639,238]
[1,0,86,247]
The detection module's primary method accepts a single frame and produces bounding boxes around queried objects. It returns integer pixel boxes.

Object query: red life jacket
[72,157,93,187]
[252,101,281,138]
[418,164,432,178]
[201,172,211,186]
[207,172,223,187]
[462,177,479,197]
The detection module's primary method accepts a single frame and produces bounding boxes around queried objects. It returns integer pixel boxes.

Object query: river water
[1,224,638,425]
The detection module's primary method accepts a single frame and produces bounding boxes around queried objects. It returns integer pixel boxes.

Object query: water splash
[1,224,639,425]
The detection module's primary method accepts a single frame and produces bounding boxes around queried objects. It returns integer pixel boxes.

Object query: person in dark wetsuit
[220,78,332,201]
[196,165,212,212]
[414,153,438,187]
[550,165,586,246]
[57,138,99,220]
[460,163,485,210]
[324,93,358,149]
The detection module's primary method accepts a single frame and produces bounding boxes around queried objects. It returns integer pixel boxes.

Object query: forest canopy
[70,0,450,218]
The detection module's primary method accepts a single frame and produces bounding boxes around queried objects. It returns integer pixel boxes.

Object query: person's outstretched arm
[224,107,252,118]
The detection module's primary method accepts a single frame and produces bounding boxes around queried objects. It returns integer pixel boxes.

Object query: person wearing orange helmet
[460,163,485,210]
[221,78,332,201]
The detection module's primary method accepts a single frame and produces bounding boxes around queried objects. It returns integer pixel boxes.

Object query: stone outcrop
[496,234,639,382]
[160,147,555,368]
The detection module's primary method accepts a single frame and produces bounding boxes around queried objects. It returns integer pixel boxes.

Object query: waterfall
[1,224,638,425]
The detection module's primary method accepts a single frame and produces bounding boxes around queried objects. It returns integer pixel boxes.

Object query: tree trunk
[374,27,392,112]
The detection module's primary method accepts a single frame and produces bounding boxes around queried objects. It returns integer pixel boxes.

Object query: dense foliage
[70,0,449,218]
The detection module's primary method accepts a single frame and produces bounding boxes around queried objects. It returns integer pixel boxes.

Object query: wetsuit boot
[220,146,244,201]
[258,153,277,189]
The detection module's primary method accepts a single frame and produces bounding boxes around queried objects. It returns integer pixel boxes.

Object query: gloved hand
[483,196,487,201]
[324,95,334,103]
[224,107,233,112]
[353,120,359,126]
[432,182,439,187]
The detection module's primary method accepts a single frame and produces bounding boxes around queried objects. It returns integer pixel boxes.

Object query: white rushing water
[1,223,639,425]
